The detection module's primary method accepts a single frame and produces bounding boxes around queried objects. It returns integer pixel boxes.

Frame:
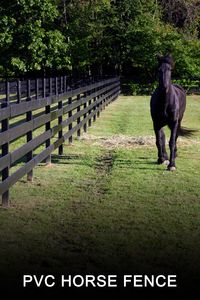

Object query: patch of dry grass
[80,133,200,149]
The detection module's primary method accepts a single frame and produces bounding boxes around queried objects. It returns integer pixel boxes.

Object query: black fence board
[0,154,11,172]
[11,130,51,165]
[0,107,10,122]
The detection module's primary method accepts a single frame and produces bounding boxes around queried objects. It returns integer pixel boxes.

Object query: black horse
[150,54,192,171]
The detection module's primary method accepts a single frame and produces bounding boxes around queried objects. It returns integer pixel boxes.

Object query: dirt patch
[44,163,54,168]
[92,150,116,197]
[95,150,116,174]
[80,133,200,149]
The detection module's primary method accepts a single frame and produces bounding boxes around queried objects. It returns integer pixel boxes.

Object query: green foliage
[0,0,199,78]
[172,78,200,94]
[126,78,200,96]
[127,82,158,96]
[159,0,200,38]
[0,0,71,76]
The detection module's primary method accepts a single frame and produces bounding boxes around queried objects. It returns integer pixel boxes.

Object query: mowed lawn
[0,95,200,291]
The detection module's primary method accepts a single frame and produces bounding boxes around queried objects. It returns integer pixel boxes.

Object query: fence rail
[0,76,120,206]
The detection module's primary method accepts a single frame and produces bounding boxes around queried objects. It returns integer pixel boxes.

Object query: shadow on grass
[7,151,162,174]
[50,153,91,167]
[115,158,162,171]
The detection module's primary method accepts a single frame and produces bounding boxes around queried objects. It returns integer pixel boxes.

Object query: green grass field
[0,95,200,291]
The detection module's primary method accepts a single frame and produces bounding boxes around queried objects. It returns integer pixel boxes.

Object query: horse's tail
[178,126,198,137]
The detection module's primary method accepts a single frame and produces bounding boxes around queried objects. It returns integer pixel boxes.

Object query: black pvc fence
[0,76,120,206]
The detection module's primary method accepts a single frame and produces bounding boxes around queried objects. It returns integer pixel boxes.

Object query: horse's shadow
[115,157,163,171]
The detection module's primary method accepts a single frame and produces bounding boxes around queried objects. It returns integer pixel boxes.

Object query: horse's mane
[157,54,174,68]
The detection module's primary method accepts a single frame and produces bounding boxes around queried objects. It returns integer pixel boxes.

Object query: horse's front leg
[154,126,168,164]
[161,129,169,163]
[168,121,179,171]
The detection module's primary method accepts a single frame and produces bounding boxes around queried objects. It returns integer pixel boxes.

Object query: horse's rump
[172,84,186,117]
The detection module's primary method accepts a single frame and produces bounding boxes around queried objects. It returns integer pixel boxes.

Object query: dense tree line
[0,0,199,81]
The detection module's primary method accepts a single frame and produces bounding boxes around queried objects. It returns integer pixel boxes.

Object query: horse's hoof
[157,159,162,164]
[163,160,170,166]
[157,159,166,165]
[167,166,176,171]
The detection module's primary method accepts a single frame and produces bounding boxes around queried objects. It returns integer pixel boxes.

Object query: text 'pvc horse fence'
[0,76,120,207]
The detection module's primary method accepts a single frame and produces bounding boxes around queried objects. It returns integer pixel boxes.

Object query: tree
[0,0,71,77]
[0,0,199,80]
[159,0,200,37]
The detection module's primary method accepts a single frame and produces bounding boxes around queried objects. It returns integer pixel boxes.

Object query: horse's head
[157,54,174,92]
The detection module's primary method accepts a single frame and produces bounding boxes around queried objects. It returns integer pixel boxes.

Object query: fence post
[17,80,21,103]
[36,78,39,99]
[1,81,10,207]
[68,93,73,143]
[26,79,33,182]
[77,94,81,139]
[99,88,103,114]
[64,76,67,93]
[44,77,51,165]
[93,84,97,122]
[83,91,87,133]
[103,84,106,109]
[88,89,92,127]
[60,76,63,94]
[49,77,52,97]
[106,81,111,106]
[55,77,58,96]
[96,82,100,118]
[58,77,63,155]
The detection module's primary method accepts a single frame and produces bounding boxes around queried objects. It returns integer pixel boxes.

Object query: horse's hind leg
[168,121,179,171]
[174,134,178,158]
[174,122,181,158]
